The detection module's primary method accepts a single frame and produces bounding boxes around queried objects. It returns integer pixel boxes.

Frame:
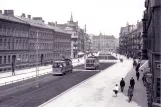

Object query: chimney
[33,17,44,22]
[4,10,14,16]
[48,22,51,25]
[28,15,31,19]
[33,17,42,21]
[55,21,57,26]
[0,10,2,14]
[21,13,26,17]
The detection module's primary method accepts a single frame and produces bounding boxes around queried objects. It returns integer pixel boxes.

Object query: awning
[78,52,84,55]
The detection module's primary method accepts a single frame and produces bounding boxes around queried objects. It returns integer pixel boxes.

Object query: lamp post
[36,30,39,87]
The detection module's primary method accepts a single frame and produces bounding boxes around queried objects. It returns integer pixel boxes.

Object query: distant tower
[70,12,73,22]
[84,24,86,33]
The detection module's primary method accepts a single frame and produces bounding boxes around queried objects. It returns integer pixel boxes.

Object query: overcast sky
[0,0,145,38]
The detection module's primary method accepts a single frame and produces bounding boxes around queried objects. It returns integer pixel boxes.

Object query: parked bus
[85,55,100,70]
[52,58,73,75]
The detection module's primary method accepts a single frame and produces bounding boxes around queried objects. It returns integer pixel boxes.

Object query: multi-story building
[0,10,71,72]
[0,10,30,72]
[92,33,117,53]
[127,21,143,58]
[119,23,133,55]
[57,13,86,58]
[142,0,161,106]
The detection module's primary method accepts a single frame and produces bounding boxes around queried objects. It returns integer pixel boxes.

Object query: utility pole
[36,30,39,87]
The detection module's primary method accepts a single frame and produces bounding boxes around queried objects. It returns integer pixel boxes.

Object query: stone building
[127,21,143,58]
[142,0,161,106]
[0,10,71,72]
[57,13,86,58]
[92,33,117,53]
[0,10,30,72]
[119,23,133,55]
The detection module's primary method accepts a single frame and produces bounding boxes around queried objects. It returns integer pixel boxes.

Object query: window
[8,39,11,50]
[156,78,160,98]
[4,56,6,64]
[0,38,2,47]
[4,39,7,49]
[8,55,10,63]
[0,56,2,64]
[0,26,2,34]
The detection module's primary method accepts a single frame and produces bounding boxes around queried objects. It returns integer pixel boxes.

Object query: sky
[0,0,145,38]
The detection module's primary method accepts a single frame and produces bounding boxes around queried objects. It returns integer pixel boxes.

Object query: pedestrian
[136,62,141,70]
[130,77,135,90]
[136,71,140,80]
[120,78,125,92]
[113,84,119,97]
[12,62,15,76]
[133,60,137,67]
[127,86,133,102]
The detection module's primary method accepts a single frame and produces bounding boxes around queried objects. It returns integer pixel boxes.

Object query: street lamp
[36,30,39,87]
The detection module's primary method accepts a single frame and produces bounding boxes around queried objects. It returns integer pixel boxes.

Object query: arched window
[16,40,18,49]
[0,38,2,49]
[11,39,14,50]
[4,39,7,49]
[23,40,25,49]
[19,40,22,49]
[8,39,11,50]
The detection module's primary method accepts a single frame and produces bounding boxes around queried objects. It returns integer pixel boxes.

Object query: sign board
[156,63,161,70]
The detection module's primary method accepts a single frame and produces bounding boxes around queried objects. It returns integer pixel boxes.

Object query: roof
[47,25,71,35]
[88,55,99,59]
[0,14,28,24]
[16,16,50,29]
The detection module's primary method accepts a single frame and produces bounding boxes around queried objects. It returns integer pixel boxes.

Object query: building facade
[142,0,161,106]
[127,21,143,58]
[119,22,144,59]
[0,10,71,72]
[92,33,117,53]
[57,13,87,58]
[119,23,133,55]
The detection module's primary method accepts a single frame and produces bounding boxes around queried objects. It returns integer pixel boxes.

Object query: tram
[85,55,100,70]
[52,58,73,75]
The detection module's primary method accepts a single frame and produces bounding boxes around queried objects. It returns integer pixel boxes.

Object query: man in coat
[120,78,125,92]
[136,71,140,80]
[130,77,135,89]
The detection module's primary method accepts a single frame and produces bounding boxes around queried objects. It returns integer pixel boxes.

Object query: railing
[0,71,51,86]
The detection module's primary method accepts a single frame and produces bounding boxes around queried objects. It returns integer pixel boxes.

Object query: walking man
[12,62,15,76]
[130,77,135,90]
[136,71,140,80]
[128,86,133,102]
[120,78,125,92]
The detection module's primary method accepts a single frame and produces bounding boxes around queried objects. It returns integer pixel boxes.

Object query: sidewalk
[0,57,85,79]
[0,57,85,86]
[40,58,148,107]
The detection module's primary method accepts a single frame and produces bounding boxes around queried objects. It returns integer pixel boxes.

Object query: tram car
[85,55,100,70]
[52,58,73,75]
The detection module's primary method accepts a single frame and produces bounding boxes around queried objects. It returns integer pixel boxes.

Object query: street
[0,55,115,107]
[39,54,148,107]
